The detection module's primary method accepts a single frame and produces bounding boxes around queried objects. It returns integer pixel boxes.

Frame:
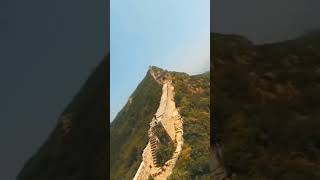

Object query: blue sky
[111,0,210,121]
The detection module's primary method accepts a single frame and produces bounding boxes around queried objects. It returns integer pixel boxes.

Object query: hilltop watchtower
[156,71,171,84]
[149,66,172,84]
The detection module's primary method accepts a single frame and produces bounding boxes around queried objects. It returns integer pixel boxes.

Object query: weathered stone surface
[133,71,184,180]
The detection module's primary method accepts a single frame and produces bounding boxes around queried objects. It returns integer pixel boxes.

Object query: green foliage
[153,123,176,167]
[110,67,210,180]
[156,142,175,167]
[212,33,320,179]
[154,123,172,144]
[170,72,211,179]
[110,71,162,180]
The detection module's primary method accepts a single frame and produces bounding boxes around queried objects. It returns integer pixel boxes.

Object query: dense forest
[169,71,211,179]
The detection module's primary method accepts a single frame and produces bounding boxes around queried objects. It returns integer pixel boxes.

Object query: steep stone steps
[149,128,159,167]
[133,73,184,180]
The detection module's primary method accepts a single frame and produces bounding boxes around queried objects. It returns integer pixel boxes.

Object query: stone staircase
[149,128,159,167]
[133,71,184,180]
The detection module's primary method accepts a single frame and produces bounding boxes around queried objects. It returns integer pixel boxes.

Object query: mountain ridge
[16,55,109,180]
[111,66,211,179]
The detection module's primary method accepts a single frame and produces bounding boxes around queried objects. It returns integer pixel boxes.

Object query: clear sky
[110,0,210,121]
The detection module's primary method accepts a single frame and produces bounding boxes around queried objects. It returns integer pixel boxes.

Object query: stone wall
[133,71,184,180]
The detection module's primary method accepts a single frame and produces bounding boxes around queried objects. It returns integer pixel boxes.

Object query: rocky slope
[16,55,109,180]
[212,32,320,179]
[111,67,211,179]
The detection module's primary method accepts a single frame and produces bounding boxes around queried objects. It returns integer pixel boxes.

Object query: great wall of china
[132,67,184,180]
[132,67,229,180]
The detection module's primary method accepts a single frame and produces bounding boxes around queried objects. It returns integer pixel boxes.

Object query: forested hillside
[110,68,211,180]
[212,32,320,179]
[110,71,162,180]
[169,71,211,179]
